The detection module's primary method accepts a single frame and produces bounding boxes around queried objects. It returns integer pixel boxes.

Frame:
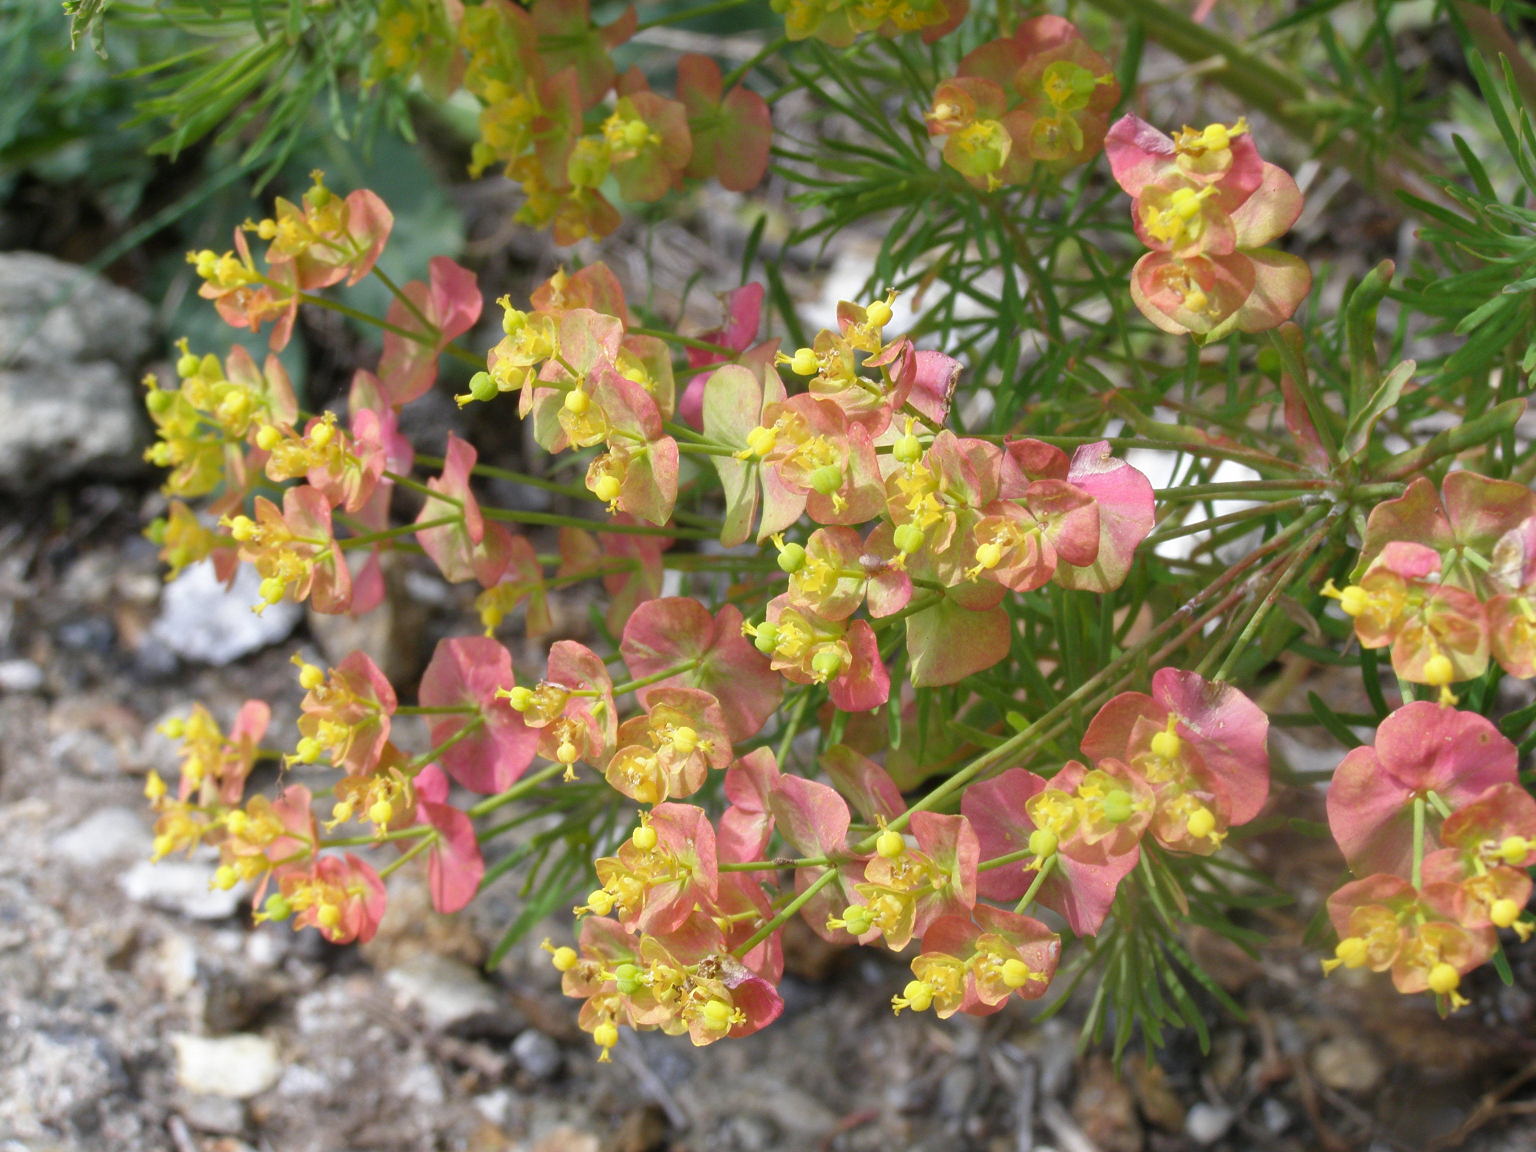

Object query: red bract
[822,745,905,826]
[716,748,780,863]
[277,853,388,945]
[751,394,886,534]
[770,773,876,945]
[296,651,397,775]
[414,763,486,915]
[589,803,719,935]
[1053,442,1157,593]
[963,766,1140,937]
[676,55,772,193]
[620,596,782,743]
[1108,115,1310,339]
[929,17,1117,190]
[418,636,538,793]
[1327,702,1519,877]
[512,640,619,771]
[218,783,316,891]
[193,229,301,351]
[377,257,482,407]
[908,904,1060,1018]
[758,595,891,712]
[1082,669,1270,854]
[678,282,776,429]
[856,811,979,951]
[251,177,393,291]
[415,434,514,587]
[604,686,733,804]
[1324,873,1493,1002]
[231,484,352,614]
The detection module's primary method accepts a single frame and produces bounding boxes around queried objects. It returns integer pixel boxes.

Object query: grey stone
[150,563,301,665]
[0,1026,128,1139]
[170,1033,282,1100]
[175,1091,245,1135]
[48,728,119,778]
[396,1061,445,1105]
[276,1064,330,1098]
[511,1029,562,1080]
[0,252,154,370]
[0,659,44,694]
[0,363,148,491]
[120,858,244,921]
[54,807,152,868]
[1310,1035,1383,1093]
[385,954,500,1030]
[1185,1102,1235,1145]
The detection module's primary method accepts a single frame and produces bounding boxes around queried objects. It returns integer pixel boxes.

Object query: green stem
[481,506,715,540]
[380,832,438,878]
[1411,796,1426,890]
[1201,507,1333,681]
[340,515,459,548]
[634,0,755,32]
[610,659,700,696]
[734,865,839,957]
[719,855,832,872]
[1145,497,1308,547]
[408,715,485,771]
[370,265,434,334]
[629,325,736,356]
[320,824,433,849]
[1157,480,1325,501]
[467,762,569,821]
[1014,855,1057,915]
[723,35,790,90]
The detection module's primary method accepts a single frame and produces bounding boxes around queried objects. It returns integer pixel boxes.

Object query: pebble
[176,1091,245,1134]
[1311,1035,1383,1093]
[0,1026,128,1137]
[511,1029,562,1081]
[154,932,200,999]
[396,1060,445,1105]
[54,807,152,867]
[473,1088,514,1127]
[1260,1097,1292,1135]
[1185,1102,1235,1145]
[170,1033,282,1099]
[48,728,119,778]
[0,251,154,369]
[276,1064,330,1097]
[120,859,245,921]
[150,563,301,665]
[385,954,500,1030]
[0,659,44,694]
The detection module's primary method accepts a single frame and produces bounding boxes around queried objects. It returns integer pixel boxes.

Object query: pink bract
[1327,702,1519,877]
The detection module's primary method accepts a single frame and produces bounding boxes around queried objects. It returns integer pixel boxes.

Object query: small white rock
[384,954,499,1030]
[511,1029,562,1080]
[171,1033,281,1099]
[276,1063,330,1097]
[1185,1102,1235,1145]
[155,932,200,998]
[55,807,152,867]
[151,563,301,665]
[0,658,44,693]
[396,1061,445,1105]
[120,858,244,920]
